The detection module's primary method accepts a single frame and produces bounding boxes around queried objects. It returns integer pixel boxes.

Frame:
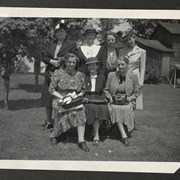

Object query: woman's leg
[77,125,85,143]
[49,108,59,145]
[77,124,90,152]
[116,122,127,138]
[116,122,129,146]
[93,120,100,141]
[45,106,52,125]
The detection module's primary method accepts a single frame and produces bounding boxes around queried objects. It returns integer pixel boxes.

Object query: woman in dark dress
[84,57,110,145]
[41,23,77,129]
[78,28,107,75]
[49,53,89,152]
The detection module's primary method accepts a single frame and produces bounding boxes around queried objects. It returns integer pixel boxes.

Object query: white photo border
[0,7,179,174]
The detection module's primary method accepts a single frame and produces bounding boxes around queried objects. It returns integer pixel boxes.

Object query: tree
[0,17,89,107]
[128,19,180,39]
[0,17,57,108]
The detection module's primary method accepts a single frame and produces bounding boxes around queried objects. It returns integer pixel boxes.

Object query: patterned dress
[104,71,139,132]
[49,68,86,138]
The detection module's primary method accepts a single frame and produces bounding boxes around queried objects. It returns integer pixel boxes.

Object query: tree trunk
[3,77,10,109]
[34,61,40,92]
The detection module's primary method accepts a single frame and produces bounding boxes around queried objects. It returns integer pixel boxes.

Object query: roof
[159,21,180,35]
[135,36,173,53]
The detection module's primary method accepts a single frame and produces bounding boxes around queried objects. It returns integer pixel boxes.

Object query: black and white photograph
[0,7,180,175]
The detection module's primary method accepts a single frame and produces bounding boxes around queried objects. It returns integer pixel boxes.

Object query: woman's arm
[100,75,107,97]
[49,70,63,99]
[77,72,86,96]
[99,46,107,75]
[139,49,146,86]
[52,91,64,99]
[127,74,140,102]
[104,73,113,102]
[42,43,60,67]
[42,44,52,65]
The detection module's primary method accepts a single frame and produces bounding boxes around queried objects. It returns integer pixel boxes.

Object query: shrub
[144,65,161,84]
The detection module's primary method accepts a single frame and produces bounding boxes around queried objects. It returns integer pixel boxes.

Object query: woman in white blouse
[78,27,107,75]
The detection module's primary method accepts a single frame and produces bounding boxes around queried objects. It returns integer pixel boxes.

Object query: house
[135,36,174,77]
[151,21,180,63]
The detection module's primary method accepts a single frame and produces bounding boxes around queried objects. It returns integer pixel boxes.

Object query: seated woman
[104,57,139,146]
[49,53,89,152]
[84,57,110,146]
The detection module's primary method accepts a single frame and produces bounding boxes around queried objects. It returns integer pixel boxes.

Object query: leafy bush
[144,65,161,84]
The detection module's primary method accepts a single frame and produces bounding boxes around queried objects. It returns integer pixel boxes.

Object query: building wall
[152,25,180,63]
[136,42,174,77]
[172,43,180,62]
[137,43,162,72]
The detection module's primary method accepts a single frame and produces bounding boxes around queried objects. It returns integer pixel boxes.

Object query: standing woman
[41,22,77,129]
[105,32,119,77]
[104,58,140,146]
[119,30,146,110]
[49,53,89,152]
[78,27,107,75]
[84,57,110,145]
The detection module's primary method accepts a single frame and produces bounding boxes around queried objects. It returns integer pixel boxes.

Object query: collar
[128,45,141,55]
[90,74,97,79]
[83,44,100,48]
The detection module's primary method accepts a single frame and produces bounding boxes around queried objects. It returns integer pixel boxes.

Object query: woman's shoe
[46,122,53,129]
[41,122,53,130]
[50,138,58,145]
[122,137,129,147]
[78,142,90,152]
[93,140,99,146]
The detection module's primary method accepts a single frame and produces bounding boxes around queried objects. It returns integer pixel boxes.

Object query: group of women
[41,22,146,152]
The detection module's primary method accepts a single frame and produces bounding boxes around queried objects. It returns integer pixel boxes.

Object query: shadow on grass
[11,83,43,93]
[0,100,5,109]
[53,125,121,145]
[6,98,43,110]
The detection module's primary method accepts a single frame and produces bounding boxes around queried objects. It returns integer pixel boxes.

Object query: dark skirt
[84,94,110,125]
[41,77,52,106]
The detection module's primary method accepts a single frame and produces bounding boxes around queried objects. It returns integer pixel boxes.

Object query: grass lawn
[0,74,180,161]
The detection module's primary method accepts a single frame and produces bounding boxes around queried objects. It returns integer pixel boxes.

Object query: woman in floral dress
[49,53,89,152]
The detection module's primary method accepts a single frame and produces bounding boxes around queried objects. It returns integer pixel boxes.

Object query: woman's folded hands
[58,91,78,105]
